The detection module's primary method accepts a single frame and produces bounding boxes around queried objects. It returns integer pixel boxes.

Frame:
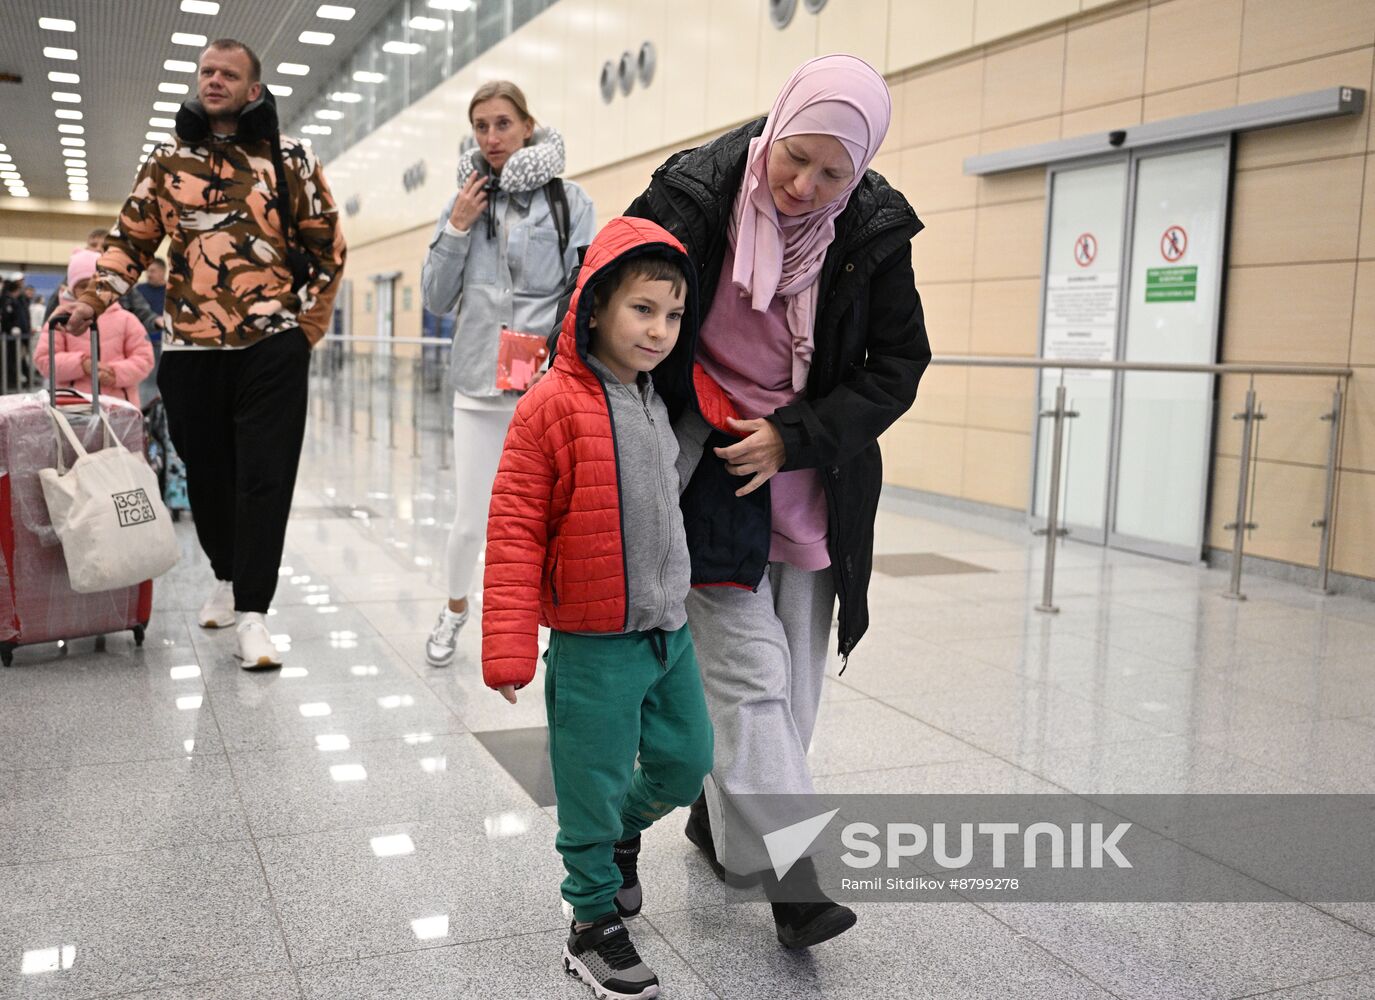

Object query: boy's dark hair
[203,38,262,83]
[87,227,109,241]
[148,257,167,269]
[591,254,688,315]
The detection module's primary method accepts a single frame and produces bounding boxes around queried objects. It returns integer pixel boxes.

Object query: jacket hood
[175,88,280,146]
[553,217,699,391]
[459,125,566,194]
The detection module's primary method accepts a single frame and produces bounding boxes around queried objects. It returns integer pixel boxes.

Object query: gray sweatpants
[686,561,836,876]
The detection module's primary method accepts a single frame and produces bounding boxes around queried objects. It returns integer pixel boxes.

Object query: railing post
[411,357,422,458]
[1,334,10,396]
[1311,381,1344,595]
[366,349,376,442]
[1034,382,1077,614]
[1222,386,1263,601]
[387,345,397,450]
[348,340,357,435]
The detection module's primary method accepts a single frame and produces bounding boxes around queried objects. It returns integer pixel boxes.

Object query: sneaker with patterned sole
[562,913,659,1000]
[424,606,469,667]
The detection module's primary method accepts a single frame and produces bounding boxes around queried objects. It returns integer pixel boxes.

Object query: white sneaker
[198,580,236,629]
[425,606,469,667]
[235,612,282,670]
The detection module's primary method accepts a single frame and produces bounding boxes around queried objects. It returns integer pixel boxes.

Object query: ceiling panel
[0,0,397,205]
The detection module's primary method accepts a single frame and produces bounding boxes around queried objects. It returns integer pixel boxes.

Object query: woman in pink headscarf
[621,55,930,948]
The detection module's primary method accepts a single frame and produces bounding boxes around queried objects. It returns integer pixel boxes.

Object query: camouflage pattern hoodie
[80,102,346,348]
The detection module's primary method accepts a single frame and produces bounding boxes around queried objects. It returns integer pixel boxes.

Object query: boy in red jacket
[483,218,718,1000]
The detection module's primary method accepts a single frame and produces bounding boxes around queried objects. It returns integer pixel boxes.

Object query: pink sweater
[698,247,830,571]
[34,302,154,406]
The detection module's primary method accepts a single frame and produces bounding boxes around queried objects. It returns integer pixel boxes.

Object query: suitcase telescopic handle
[48,307,101,420]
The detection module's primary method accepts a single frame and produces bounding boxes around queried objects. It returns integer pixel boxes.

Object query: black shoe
[613,835,641,918]
[562,913,660,999]
[684,793,725,880]
[771,899,858,949]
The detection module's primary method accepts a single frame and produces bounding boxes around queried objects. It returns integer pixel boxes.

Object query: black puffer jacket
[625,117,930,660]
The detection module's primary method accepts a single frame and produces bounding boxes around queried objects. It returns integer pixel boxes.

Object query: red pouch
[496,328,548,391]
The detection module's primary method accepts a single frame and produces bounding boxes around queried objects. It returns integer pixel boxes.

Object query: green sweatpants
[546,624,714,922]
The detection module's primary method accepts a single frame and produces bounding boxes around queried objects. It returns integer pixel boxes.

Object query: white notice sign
[1043,273,1117,377]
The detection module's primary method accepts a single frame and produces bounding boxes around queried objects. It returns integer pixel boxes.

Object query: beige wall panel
[969,277,1042,356]
[1239,0,1375,74]
[911,208,977,282]
[1214,373,1339,467]
[883,420,966,496]
[977,166,1049,208]
[756,0,819,111]
[1221,263,1356,365]
[559,0,602,176]
[981,33,1067,131]
[897,58,984,148]
[887,0,975,72]
[1336,368,1375,474]
[706,0,763,128]
[899,136,980,213]
[657,2,710,145]
[1354,263,1375,365]
[591,0,632,166]
[1234,48,1374,170]
[1144,0,1243,94]
[1142,79,1239,121]
[973,198,1046,280]
[624,0,667,154]
[817,0,889,72]
[1063,8,1147,111]
[1208,457,1329,568]
[974,0,1077,45]
[1229,155,1365,266]
[978,115,1061,154]
[961,428,1032,508]
[966,366,1038,433]
[526,12,566,140]
[908,365,970,426]
[0,238,25,262]
[1061,98,1143,137]
[1332,468,1375,578]
[1362,153,1375,260]
[917,280,974,354]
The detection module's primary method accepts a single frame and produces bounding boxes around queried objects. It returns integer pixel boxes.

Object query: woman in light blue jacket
[421,80,594,668]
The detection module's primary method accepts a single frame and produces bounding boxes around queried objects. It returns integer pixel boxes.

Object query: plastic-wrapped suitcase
[0,321,153,666]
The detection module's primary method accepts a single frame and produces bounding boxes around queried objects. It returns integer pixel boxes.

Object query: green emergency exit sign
[1146,266,1198,302]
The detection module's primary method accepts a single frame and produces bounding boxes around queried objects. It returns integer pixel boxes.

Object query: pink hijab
[729,54,892,393]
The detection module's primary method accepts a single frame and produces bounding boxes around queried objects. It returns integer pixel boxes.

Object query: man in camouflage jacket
[57,38,347,670]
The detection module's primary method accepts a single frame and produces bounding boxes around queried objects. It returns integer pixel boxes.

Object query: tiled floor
[4,395,1375,999]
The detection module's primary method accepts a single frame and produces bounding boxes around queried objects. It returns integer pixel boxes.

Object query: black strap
[268,134,297,245]
[544,177,571,256]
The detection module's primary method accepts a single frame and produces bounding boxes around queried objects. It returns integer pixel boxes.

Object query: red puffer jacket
[481,217,739,690]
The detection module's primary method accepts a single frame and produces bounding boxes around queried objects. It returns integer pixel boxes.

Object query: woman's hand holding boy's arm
[714,417,786,497]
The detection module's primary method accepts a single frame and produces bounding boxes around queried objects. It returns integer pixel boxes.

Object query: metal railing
[926,355,1353,608]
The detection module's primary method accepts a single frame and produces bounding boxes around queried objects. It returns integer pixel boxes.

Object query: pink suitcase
[0,326,155,665]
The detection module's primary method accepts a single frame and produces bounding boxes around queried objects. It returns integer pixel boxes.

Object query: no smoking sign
[1161,225,1188,262]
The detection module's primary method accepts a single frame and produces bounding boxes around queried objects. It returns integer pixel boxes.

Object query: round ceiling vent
[617,50,635,96]
[769,0,797,30]
[638,41,656,87]
[599,60,616,103]
[803,0,828,12]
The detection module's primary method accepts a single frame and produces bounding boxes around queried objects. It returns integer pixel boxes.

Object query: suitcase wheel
[133,626,145,648]
[1,645,12,667]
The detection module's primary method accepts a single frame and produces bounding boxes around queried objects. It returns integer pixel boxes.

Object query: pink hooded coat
[34,249,154,405]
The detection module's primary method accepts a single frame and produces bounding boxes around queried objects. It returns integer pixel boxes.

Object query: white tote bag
[38,404,179,594]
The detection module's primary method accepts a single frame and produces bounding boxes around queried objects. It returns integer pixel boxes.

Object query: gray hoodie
[585,354,692,634]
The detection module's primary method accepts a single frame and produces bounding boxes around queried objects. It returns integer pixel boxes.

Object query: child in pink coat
[34,248,153,406]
